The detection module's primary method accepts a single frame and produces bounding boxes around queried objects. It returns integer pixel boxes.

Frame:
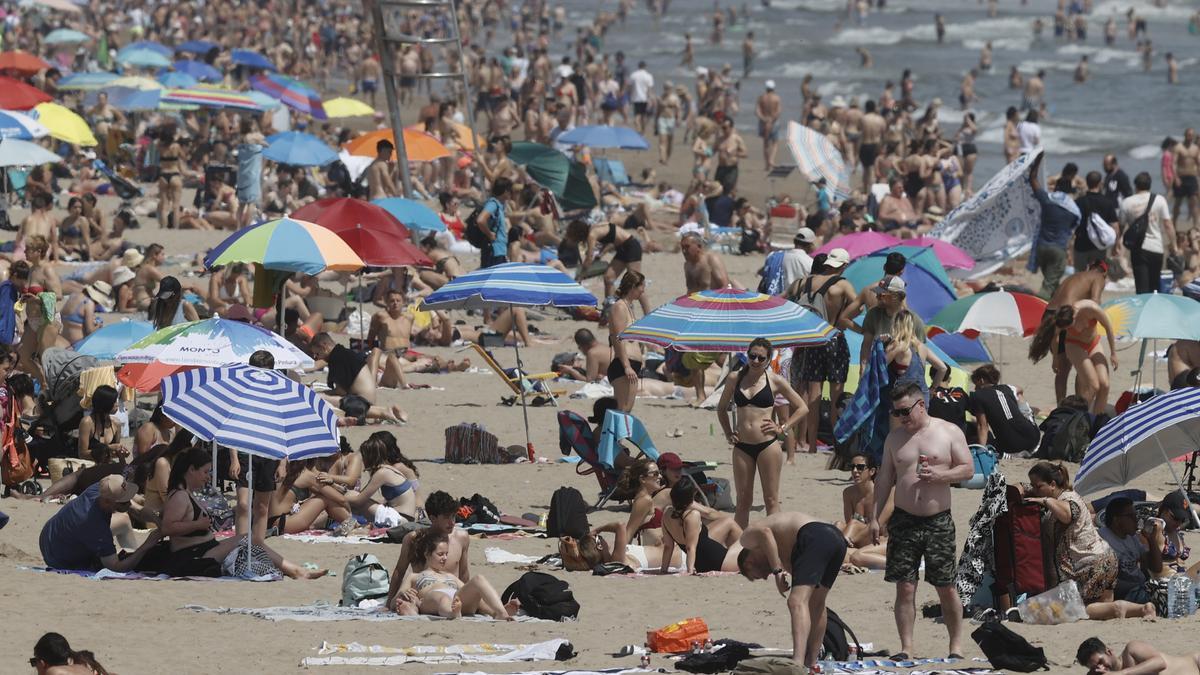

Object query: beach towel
[301,638,573,667]
[954,472,1009,605]
[442,670,652,675]
[929,151,1043,278]
[20,566,279,582]
[597,410,659,468]
[183,602,552,623]
[834,339,887,449]
[484,547,546,565]
[282,531,383,545]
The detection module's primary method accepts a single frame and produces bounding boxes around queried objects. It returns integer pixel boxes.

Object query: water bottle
[1167,574,1191,618]
[1185,575,1197,616]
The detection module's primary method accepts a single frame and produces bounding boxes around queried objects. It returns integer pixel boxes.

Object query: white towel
[302,638,570,666]
[484,547,543,565]
[374,506,403,528]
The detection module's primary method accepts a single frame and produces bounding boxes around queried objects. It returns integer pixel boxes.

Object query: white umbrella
[116,318,314,370]
[0,110,49,140]
[0,138,61,167]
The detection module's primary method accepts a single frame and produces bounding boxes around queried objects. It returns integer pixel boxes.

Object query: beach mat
[301,638,573,666]
[184,601,554,623]
[20,565,279,582]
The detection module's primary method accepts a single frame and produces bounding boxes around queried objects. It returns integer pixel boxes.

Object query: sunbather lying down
[395,530,519,620]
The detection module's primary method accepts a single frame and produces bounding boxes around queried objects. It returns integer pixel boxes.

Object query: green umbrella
[509,141,597,211]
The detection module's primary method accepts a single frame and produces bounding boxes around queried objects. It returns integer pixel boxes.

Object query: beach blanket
[184,602,553,623]
[439,669,652,675]
[484,547,546,565]
[301,638,572,667]
[834,340,887,454]
[282,531,383,545]
[21,566,279,582]
[824,657,970,672]
[929,150,1043,278]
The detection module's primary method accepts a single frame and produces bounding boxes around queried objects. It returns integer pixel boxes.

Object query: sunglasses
[747,353,768,363]
[29,658,40,667]
[891,400,923,418]
[850,463,869,471]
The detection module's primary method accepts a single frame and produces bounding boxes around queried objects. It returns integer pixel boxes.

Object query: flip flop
[948,653,965,660]
[888,652,910,661]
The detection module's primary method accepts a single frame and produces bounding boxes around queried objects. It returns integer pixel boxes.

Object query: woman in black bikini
[158,447,326,579]
[155,126,185,230]
[608,271,647,413]
[660,481,743,574]
[76,385,123,462]
[717,338,808,528]
[563,219,651,313]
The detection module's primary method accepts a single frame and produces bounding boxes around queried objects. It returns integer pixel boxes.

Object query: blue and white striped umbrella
[423,262,596,311]
[786,121,852,203]
[161,364,339,461]
[0,110,48,140]
[1075,387,1200,497]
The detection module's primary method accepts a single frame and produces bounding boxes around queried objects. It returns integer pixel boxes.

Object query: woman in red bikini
[1050,300,1117,414]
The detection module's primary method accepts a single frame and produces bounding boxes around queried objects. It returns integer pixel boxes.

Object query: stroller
[29,348,105,465]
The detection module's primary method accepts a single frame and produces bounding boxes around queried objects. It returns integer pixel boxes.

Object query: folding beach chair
[557,408,660,508]
[468,343,565,406]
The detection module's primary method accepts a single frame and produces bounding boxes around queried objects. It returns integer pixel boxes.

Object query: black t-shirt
[928,386,970,436]
[327,344,367,393]
[1074,192,1119,253]
[969,385,1041,454]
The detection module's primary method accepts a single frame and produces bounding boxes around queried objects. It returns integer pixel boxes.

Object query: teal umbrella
[44,29,90,45]
[842,245,956,320]
[508,141,597,211]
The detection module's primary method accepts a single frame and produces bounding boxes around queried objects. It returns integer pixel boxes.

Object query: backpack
[1087,211,1117,249]
[501,571,580,621]
[463,199,496,249]
[676,641,753,673]
[547,486,590,539]
[457,493,501,526]
[1037,406,1092,463]
[790,274,842,323]
[1121,193,1156,251]
[970,621,1050,672]
[819,608,862,662]
[340,553,391,607]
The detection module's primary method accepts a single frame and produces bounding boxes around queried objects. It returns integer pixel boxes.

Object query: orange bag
[647,617,710,653]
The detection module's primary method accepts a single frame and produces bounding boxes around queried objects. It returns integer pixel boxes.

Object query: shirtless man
[1023,70,1046,112]
[1003,107,1022,163]
[1077,637,1200,675]
[755,81,782,171]
[1168,339,1200,389]
[715,117,748,194]
[737,512,849,668]
[859,101,886,193]
[877,177,919,230]
[870,382,974,661]
[17,193,59,262]
[557,328,612,382]
[1042,260,1107,402]
[681,232,732,293]
[385,491,471,613]
[656,82,682,165]
[1173,128,1199,230]
[398,46,419,106]
[843,99,863,175]
[366,139,399,200]
[358,55,383,109]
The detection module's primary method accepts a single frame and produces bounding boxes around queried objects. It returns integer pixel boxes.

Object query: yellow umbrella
[108,76,163,90]
[323,97,375,118]
[33,103,98,147]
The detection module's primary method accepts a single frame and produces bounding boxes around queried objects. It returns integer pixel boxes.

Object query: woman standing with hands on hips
[718,338,808,528]
[608,271,647,413]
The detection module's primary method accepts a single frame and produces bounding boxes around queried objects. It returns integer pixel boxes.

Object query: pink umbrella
[910,236,976,270]
[814,231,900,258]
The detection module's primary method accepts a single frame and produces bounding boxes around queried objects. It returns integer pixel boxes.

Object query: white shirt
[781,249,813,290]
[1119,191,1172,255]
[510,56,529,89]
[628,68,654,103]
[1017,121,1041,154]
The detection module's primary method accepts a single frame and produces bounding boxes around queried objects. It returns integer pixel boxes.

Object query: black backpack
[971,621,1049,672]
[501,571,580,621]
[456,493,501,526]
[463,200,493,249]
[819,609,862,662]
[1121,193,1156,251]
[547,486,590,539]
[1037,406,1092,463]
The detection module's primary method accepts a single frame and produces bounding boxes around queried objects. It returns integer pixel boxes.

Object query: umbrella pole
[211,440,217,492]
[245,457,253,576]
[358,275,365,344]
[509,303,534,461]
[1154,435,1200,529]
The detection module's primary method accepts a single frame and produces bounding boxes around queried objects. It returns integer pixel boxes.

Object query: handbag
[1086,211,1117,249]
[1121,194,1156,251]
[1,396,33,487]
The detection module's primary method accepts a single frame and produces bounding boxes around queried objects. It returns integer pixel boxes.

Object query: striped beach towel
[834,339,888,447]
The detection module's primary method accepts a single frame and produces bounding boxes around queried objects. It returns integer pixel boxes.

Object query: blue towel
[834,339,888,446]
[597,410,659,468]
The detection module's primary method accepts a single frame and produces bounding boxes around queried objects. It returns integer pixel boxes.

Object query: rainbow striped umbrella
[927,291,1048,339]
[1104,293,1200,341]
[250,73,325,119]
[204,217,363,274]
[786,121,851,202]
[620,288,835,352]
[160,88,262,111]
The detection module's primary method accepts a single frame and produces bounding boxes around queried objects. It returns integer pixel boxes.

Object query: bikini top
[598,222,617,246]
[380,467,418,502]
[734,372,773,409]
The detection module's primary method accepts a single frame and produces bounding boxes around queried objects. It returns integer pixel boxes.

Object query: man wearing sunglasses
[869,381,974,662]
[38,475,163,573]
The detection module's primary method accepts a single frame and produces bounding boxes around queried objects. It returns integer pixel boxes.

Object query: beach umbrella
[509,141,597,211]
[117,317,314,369]
[156,71,197,88]
[160,88,262,111]
[0,50,50,75]
[117,360,194,393]
[1074,387,1200,523]
[908,236,976,271]
[343,128,450,162]
[843,246,957,319]
[620,287,835,352]
[841,318,972,393]
[115,47,171,69]
[245,91,282,111]
[262,131,338,167]
[85,86,161,112]
[371,197,445,232]
[814,231,900,259]
[107,75,162,90]
[785,120,851,203]
[556,124,650,150]
[44,28,90,45]
[56,72,117,91]
[0,138,62,166]
[249,73,325,119]
[73,320,154,359]
[931,332,993,364]
[176,40,218,56]
[230,48,276,71]
[171,59,222,83]
[31,102,97,146]
[30,0,80,13]
[425,263,596,456]
[0,76,51,109]
[203,216,364,275]
[406,120,479,152]
[291,198,433,268]
[0,110,48,139]
[1103,294,1200,341]
[927,291,1048,339]
[161,363,340,573]
[124,40,171,57]
[323,97,374,118]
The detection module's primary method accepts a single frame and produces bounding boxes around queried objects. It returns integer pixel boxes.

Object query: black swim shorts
[791,521,847,589]
[789,333,850,386]
[885,508,957,586]
[1175,175,1199,199]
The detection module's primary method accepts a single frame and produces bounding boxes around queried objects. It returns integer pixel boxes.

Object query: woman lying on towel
[559,520,684,572]
[158,447,327,579]
[394,529,519,620]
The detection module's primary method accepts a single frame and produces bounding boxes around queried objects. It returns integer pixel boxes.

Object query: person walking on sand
[756,81,782,171]
[1173,128,1199,230]
[869,381,974,661]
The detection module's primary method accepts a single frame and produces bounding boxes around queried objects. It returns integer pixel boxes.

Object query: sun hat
[84,281,115,311]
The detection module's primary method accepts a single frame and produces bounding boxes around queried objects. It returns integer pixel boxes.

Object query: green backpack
[340,554,391,607]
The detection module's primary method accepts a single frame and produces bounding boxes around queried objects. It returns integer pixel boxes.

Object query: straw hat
[84,280,115,311]
[111,266,136,288]
[122,249,145,268]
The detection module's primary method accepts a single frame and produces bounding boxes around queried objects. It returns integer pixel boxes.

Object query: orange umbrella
[0,51,51,75]
[405,121,478,152]
[117,361,195,393]
[344,128,451,162]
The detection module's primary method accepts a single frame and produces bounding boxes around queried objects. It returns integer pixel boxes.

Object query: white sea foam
[1129,144,1163,160]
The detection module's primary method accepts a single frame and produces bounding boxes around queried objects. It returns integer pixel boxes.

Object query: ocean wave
[975,121,1128,156]
[1055,44,1142,67]
[962,37,1032,52]
[1093,0,1199,21]
[779,60,849,79]
[1129,144,1163,160]
[828,16,1030,47]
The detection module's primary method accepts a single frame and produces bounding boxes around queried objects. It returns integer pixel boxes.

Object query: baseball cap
[657,452,684,471]
[1161,491,1191,522]
[155,276,182,300]
[765,79,775,90]
[99,475,137,504]
[825,248,850,269]
[794,227,817,245]
[873,275,907,295]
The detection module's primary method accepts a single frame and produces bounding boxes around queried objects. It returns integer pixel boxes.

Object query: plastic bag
[1017,580,1088,624]
[648,617,710,653]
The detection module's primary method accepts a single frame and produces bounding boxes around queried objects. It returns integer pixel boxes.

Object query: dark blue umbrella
[85,86,162,112]
[171,60,222,83]
[230,49,276,71]
[176,40,218,55]
[263,131,337,167]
